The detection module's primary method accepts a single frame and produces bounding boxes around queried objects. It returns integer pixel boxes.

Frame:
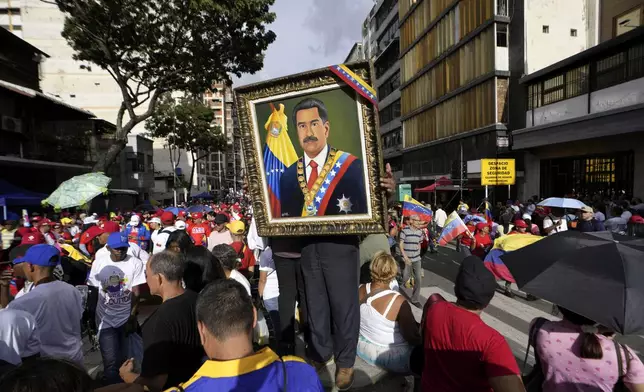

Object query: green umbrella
[43,172,111,210]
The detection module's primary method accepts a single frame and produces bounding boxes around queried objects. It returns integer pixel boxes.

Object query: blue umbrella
[187,205,213,214]
[164,207,186,215]
[538,197,587,210]
[463,214,487,224]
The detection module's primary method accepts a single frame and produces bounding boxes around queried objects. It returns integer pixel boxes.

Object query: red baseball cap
[160,211,175,225]
[21,230,43,245]
[80,226,104,244]
[100,221,121,234]
[178,211,187,217]
[192,212,203,220]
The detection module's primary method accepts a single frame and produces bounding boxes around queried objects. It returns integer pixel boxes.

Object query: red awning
[415,177,453,192]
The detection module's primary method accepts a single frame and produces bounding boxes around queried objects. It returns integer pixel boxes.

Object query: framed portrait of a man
[235,62,388,237]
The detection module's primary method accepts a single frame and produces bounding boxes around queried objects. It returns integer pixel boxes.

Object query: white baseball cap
[175,220,186,230]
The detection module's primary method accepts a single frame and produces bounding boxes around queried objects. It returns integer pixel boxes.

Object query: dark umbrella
[501,231,644,335]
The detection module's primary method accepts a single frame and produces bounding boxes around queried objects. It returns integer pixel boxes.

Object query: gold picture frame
[234,62,388,237]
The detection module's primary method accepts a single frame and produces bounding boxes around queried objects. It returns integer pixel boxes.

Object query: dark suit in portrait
[279,146,367,218]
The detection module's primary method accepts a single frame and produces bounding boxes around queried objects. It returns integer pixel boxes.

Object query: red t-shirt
[459,225,476,247]
[230,241,255,275]
[472,233,493,258]
[422,301,520,392]
[188,223,211,246]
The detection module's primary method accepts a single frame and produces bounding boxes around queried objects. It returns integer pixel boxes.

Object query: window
[496,24,508,47]
[542,25,550,34]
[379,100,401,125]
[615,6,643,38]
[377,71,400,99]
[570,29,578,37]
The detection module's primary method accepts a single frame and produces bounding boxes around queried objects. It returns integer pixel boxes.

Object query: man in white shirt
[542,208,568,236]
[152,212,177,255]
[258,247,280,340]
[94,221,150,264]
[0,308,40,366]
[207,214,233,252]
[88,233,146,385]
[7,245,83,365]
[434,203,447,233]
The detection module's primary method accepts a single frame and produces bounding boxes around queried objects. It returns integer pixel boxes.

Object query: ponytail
[579,325,603,359]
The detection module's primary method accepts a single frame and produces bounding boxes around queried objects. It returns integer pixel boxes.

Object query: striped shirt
[400,226,423,262]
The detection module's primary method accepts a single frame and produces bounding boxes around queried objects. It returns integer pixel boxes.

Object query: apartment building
[398,0,599,204]
[362,0,403,182]
[513,2,644,199]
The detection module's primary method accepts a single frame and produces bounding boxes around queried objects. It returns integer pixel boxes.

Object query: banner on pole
[481,159,516,186]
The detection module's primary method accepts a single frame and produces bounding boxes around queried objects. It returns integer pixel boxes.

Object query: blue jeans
[98,325,142,385]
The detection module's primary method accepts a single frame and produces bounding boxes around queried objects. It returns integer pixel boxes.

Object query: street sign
[399,184,411,202]
[481,159,516,186]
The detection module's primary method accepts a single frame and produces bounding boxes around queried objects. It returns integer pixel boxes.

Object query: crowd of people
[1,187,644,392]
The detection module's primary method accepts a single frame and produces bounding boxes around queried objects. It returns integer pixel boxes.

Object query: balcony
[514,27,644,150]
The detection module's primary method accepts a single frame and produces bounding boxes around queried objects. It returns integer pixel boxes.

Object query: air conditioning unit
[1,116,22,134]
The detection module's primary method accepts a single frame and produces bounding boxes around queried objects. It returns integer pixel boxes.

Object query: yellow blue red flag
[263,103,298,217]
[402,195,432,222]
[437,211,469,246]
[329,64,378,106]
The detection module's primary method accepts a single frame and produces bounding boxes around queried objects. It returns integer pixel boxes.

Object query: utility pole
[459,141,464,201]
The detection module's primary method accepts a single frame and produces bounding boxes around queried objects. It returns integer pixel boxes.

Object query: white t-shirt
[95,242,150,265]
[88,253,146,330]
[7,281,83,364]
[207,230,233,251]
[229,269,251,296]
[434,209,448,228]
[543,216,568,235]
[247,218,266,251]
[0,308,40,365]
[152,226,177,254]
[259,247,279,300]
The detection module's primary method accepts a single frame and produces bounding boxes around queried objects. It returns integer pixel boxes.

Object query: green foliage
[51,0,276,170]
[145,94,227,157]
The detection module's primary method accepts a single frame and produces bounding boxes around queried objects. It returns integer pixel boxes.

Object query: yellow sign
[481,159,516,186]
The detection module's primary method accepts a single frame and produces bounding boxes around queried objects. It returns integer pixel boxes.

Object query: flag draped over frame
[437,211,469,246]
[328,64,378,106]
[263,103,298,217]
[402,195,433,222]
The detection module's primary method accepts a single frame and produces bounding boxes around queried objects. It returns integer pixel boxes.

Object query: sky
[233,0,375,87]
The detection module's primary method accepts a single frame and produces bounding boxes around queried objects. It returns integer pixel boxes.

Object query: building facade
[0,27,114,194]
[363,0,403,184]
[397,0,600,205]
[1,0,148,132]
[513,24,644,200]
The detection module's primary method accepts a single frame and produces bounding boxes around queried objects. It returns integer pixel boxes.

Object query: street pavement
[83,246,644,391]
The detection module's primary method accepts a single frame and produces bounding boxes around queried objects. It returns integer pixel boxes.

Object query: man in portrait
[279,98,367,218]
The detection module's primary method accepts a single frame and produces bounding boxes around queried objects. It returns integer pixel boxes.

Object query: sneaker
[309,357,334,374]
[335,367,355,391]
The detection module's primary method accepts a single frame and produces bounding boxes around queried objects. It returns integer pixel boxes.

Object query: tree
[51,0,275,171]
[145,94,227,198]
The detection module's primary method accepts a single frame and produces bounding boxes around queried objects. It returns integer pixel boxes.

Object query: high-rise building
[398,0,599,204]
[513,2,644,199]
[362,0,403,182]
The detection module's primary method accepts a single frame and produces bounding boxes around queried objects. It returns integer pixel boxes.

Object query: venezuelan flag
[437,211,469,246]
[402,195,432,222]
[484,201,493,223]
[484,234,543,283]
[263,103,298,217]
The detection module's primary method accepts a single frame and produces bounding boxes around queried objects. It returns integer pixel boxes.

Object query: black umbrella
[501,231,644,335]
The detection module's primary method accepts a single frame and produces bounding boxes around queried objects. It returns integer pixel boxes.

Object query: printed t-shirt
[88,252,146,329]
[0,308,40,365]
[7,280,83,364]
[95,242,150,265]
[188,223,211,247]
[535,319,644,392]
[422,301,520,392]
[141,290,204,390]
[164,347,324,392]
[230,241,256,276]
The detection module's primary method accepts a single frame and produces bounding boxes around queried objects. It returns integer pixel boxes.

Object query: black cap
[214,214,229,225]
[454,256,497,308]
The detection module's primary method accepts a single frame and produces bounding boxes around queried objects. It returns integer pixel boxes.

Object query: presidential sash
[299,148,357,217]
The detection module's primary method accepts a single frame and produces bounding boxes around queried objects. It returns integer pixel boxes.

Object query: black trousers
[273,254,308,354]
[301,236,360,368]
